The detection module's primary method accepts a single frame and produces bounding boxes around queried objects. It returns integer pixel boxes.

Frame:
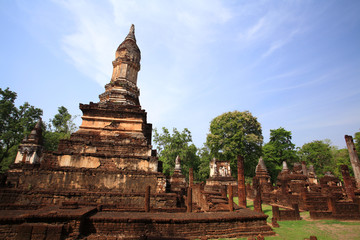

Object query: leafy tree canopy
[331,146,352,179]
[49,106,77,134]
[153,127,200,180]
[43,106,77,152]
[0,88,43,168]
[206,110,263,177]
[197,146,212,182]
[262,127,298,183]
[298,140,333,178]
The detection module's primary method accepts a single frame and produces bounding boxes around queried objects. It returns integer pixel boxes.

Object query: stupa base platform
[0,206,274,239]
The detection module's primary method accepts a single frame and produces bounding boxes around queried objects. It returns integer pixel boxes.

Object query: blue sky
[1,0,360,149]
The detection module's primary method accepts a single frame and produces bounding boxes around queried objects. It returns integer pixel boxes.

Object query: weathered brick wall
[272,205,300,221]
[310,201,360,220]
[192,184,209,211]
[0,225,16,240]
[332,202,360,219]
[0,221,79,239]
[87,213,274,239]
[0,189,178,209]
[8,167,165,193]
[303,193,328,211]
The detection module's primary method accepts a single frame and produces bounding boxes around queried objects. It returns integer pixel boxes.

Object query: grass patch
[225,198,360,240]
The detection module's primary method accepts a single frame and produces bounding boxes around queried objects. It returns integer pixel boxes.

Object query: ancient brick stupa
[7,25,166,195]
[0,25,274,239]
[56,24,158,173]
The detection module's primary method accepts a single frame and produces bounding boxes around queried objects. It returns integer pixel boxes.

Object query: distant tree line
[154,115,358,183]
[1,87,359,184]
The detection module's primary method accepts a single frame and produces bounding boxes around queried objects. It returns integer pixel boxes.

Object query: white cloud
[16,0,357,150]
[52,0,234,129]
[240,16,266,41]
[55,0,233,85]
[56,0,116,86]
[261,29,300,58]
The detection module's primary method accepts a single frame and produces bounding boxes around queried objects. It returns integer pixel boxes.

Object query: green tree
[331,147,352,179]
[153,127,200,179]
[298,140,333,177]
[50,106,77,134]
[0,88,43,168]
[43,106,77,152]
[197,146,212,182]
[262,127,298,182]
[206,110,263,178]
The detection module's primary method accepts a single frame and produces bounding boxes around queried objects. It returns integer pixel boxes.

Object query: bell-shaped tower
[99,24,141,105]
[53,25,158,175]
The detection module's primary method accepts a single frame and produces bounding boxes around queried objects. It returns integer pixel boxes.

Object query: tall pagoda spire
[61,25,155,172]
[125,24,136,42]
[99,24,141,105]
[255,157,268,174]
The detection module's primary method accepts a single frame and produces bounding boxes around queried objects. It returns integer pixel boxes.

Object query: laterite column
[345,135,360,187]
[237,155,247,208]
[253,178,262,213]
[187,187,192,213]
[189,167,194,188]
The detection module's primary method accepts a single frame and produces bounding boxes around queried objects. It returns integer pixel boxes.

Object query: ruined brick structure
[252,157,273,203]
[170,156,187,193]
[205,158,237,192]
[7,24,164,196]
[0,25,275,239]
[14,119,43,165]
[249,157,360,221]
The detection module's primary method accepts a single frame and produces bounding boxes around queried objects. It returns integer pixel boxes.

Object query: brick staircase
[202,190,234,212]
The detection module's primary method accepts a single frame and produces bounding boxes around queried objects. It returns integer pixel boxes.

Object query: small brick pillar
[292,203,301,220]
[189,167,194,188]
[300,186,308,203]
[281,180,288,195]
[345,135,360,188]
[187,187,192,213]
[237,155,247,208]
[253,178,262,213]
[145,186,151,212]
[327,197,336,214]
[271,217,279,228]
[340,164,356,201]
[228,185,234,212]
[272,206,280,220]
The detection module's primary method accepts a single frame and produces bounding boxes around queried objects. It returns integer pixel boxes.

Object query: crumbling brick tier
[86,210,274,239]
[0,208,274,239]
[0,189,178,210]
[6,165,166,194]
[48,101,157,171]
